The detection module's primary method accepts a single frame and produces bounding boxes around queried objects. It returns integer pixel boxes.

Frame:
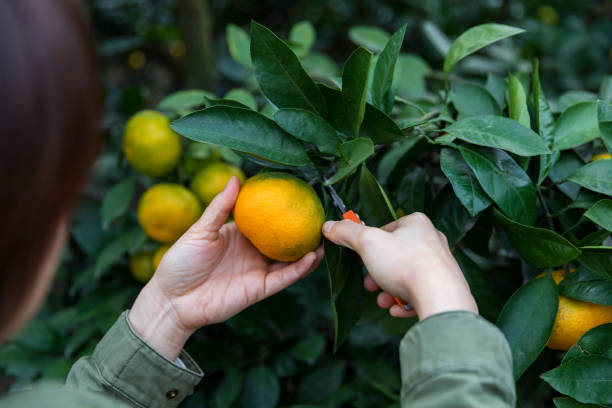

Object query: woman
[0,1,515,407]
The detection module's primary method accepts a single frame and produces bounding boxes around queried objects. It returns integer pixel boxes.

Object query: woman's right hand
[322,213,478,321]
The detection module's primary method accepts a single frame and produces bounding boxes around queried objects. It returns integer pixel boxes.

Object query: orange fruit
[153,245,170,270]
[538,269,612,351]
[233,172,324,262]
[138,183,202,243]
[123,110,182,177]
[190,162,245,205]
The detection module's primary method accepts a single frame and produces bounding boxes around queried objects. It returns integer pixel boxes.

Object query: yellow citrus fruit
[130,251,155,283]
[190,162,246,205]
[233,172,325,262]
[180,142,221,175]
[153,245,170,270]
[590,152,611,162]
[537,269,612,351]
[138,183,202,243]
[123,110,182,177]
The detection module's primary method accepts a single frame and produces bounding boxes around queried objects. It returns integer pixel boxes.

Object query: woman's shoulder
[0,382,121,408]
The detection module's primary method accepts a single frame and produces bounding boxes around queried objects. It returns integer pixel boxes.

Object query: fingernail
[322,221,335,234]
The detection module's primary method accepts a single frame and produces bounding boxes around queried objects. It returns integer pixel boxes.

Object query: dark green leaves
[325,138,374,185]
[494,209,583,267]
[443,23,525,78]
[171,106,311,166]
[440,148,492,217]
[371,24,406,112]
[563,324,612,363]
[460,146,536,225]
[359,166,397,227]
[214,367,244,408]
[566,159,612,196]
[508,74,530,128]
[240,365,280,408]
[598,101,612,153]
[291,334,326,364]
[445,116,550,156]
[450,84,501,118]
[585,200,612,231]
[274,108,339,156]
[559,268,612,305]
[342,47,372,137]
[348,26,390,53]
[101,179,134,227]
[496,274,558,380]
[250,21,326,116]
[553,102,600,151]
[578,247,612,279]
[542,356,612,405]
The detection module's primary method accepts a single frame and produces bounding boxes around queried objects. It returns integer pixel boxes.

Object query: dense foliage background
[1,1,611,407]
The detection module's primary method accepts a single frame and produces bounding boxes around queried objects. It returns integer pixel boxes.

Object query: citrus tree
[1,19,612,408]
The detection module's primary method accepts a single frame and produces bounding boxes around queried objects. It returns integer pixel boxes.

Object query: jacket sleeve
[400,311,516,408]
[65,311,203,408]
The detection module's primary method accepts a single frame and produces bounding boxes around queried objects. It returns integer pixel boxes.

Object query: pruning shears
[324,182,411,311]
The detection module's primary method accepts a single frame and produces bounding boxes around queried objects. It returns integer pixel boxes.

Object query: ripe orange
[153,245,170,270]
[123,110,182,177]
[190,162,245,205]
[233,172,325,262]
[539,269,612,351]
[138,183,202,243]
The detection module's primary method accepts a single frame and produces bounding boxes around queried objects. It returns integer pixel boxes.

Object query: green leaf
[290,334,326,364]
[450,83,501,118]
[566,159,612,195]
[508,74,530,128]
[240,365,280,408]
[578,247,612,279]
[553,101,600,151]
[485,73,506,110]
[443,24,525,78]
[428,184,474,247]
[227,23,252,68]
[171,106,311,166]
[301,53,338,80]
[360,103,404,144]
[393,54,431,100]
[558,91,598,112]
[94,227,146,279]
[359,166,396,227]
[371,24,406,112]
[214,367,244,408]
[445,115,550,156]
[342,47,372,137]
[397,167,426,214]
[440,148,492,217]
[559,268,612,306]
[460,146,536,225]
[274,108,339,156]
[224,88,257,110]
[325,138,374,185]
[289,21,316,58]
[454,248,503,322]
[585,200,612,231]
[541,355,612,405]
[156,89,212,114]
[331,258,363,352]
[493,209,582,267]
[563,323,612,363]
[598,101,612,154]
[100,178,134,227]
[421,21,451,56]
[496,274,558,380]
[549,151,584,200]
[250,21,326,116]
[348,26,390,53]
[600,76,612,101]
[377,137,429,185]
[533,60,558,185]
[554,397,604,408]
[204,96,252,110]
[296,360,347,404]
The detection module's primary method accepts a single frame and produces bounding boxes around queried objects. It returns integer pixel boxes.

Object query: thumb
[322,219,381,252]
[188,176,240,239]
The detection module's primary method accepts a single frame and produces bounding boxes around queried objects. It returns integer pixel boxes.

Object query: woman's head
[0,0,101,339]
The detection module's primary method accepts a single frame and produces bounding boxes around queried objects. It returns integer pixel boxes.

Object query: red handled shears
[324,182,410,311]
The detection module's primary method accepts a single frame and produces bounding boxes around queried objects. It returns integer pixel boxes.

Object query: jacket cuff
[400,311,514,393]
[92,311,203,408]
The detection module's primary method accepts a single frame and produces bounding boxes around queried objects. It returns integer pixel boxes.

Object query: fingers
[378,292,416,318]
[264,252,318,297]
[322,219,387,252]
[188,176,241,239]
[364,274,379,292]
[389,304,417,318]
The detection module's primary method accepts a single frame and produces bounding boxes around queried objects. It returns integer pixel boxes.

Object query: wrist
[128,278,194,361]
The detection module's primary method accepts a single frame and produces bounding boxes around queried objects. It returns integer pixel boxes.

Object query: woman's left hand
[129,176,323,360]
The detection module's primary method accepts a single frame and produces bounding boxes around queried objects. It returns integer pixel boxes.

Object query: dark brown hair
[0,1,101,335]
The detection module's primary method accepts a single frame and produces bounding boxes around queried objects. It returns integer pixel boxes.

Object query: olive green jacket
[0,311,515,407]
